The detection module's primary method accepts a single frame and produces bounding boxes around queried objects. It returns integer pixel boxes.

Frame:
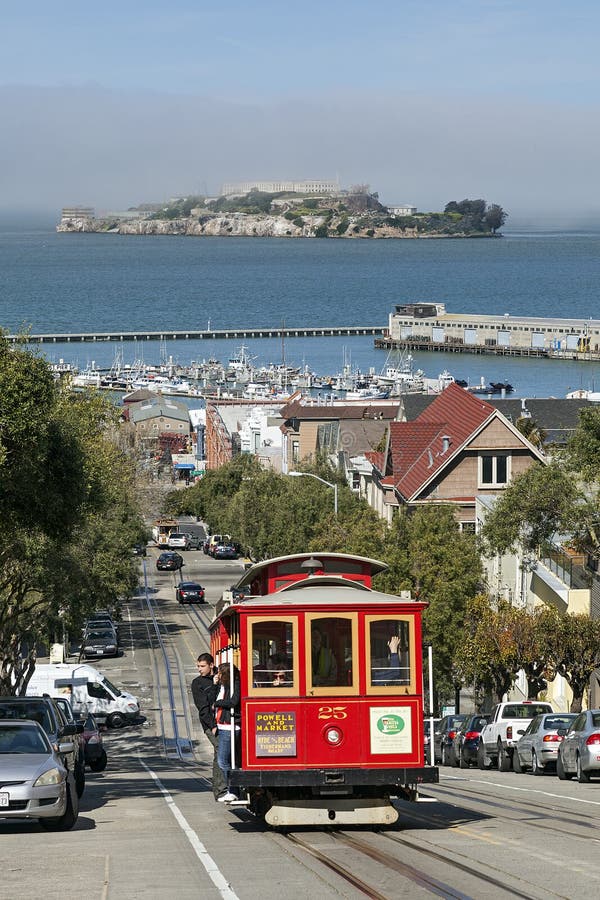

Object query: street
[2,536,599,900]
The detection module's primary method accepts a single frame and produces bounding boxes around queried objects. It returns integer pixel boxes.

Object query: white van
[27,663,140,728]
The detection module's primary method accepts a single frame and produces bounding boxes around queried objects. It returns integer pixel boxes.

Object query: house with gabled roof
[367,382,545,526]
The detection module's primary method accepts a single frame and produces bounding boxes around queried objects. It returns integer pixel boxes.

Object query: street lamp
[288,471,338,516]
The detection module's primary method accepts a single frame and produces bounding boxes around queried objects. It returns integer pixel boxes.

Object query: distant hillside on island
[57,190,507,239]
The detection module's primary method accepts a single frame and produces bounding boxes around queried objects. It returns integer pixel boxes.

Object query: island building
[220,179,340,196]
[385,303,600,359]
[60,207,95,223]
[387,205,417,216]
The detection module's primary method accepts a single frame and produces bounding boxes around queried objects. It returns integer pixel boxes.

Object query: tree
[515,416,546,449]
[378,506,482,706]
[479,461,579,556]
[485,203,508,233]
[546,613,600,712]
[454,595,521,704]
[0,336,144,695]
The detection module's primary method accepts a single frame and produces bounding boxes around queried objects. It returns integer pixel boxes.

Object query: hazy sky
[2,1,599,224]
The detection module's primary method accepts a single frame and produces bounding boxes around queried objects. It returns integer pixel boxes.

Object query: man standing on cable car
[311,625,338,686]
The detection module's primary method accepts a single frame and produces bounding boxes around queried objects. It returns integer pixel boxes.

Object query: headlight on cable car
[325,727,343,745]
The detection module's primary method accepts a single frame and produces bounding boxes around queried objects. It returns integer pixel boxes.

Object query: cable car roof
[233,582,419,607]
[232,552,389,591]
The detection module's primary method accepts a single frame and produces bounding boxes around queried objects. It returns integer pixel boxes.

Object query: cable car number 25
[318,706,347,720]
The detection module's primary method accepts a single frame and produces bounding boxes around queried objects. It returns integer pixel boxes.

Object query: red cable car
[210,552,438,826]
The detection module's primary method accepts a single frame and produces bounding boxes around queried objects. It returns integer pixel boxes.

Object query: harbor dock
[380,303,600,362]
[10,325,385,344]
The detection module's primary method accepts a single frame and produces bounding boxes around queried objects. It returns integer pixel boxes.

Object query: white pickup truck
[478,701,553,771]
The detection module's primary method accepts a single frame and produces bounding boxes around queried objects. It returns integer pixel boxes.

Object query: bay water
[2,224,600,399]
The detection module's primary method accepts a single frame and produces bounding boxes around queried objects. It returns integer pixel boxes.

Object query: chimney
[442,435,451,454]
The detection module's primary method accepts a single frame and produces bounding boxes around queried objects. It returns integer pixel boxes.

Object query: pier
[9,325,386,344]
[384,303,600,362]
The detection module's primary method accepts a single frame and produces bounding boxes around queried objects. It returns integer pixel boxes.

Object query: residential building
[278,396,402,474]
[128,398,191,448]
[398,394,595,447]
[205,403,284,470]
[366,382,544,526]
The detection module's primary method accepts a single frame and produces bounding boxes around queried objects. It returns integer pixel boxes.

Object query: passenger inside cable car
[369,619,411,687]
[252,621,294,688]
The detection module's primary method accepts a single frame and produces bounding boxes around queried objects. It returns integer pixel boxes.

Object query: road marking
[451,825,502,845]
[101,855,110,900]
[441,773,600,806]
[140,761,240,899]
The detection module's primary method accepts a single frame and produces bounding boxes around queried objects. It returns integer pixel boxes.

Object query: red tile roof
[387,382,495,500]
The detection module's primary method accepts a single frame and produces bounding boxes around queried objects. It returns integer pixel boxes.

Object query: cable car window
[310,617,352,688]
[251,620,294,688]
[369,619,411,687]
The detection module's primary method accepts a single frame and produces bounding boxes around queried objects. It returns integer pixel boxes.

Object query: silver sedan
[0,719,78,829]
[557,709,600,783]
[513,712,576,775]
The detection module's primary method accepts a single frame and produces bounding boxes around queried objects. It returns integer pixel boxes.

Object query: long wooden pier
[9,325,386,344]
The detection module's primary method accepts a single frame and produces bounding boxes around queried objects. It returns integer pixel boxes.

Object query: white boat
[345,387,390,400]
[566,388,600,402]
[72,369,102,388]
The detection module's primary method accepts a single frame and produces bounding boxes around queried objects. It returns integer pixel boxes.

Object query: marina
[62,342,520,403]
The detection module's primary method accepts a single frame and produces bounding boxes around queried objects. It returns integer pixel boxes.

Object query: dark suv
[156,551,184,571]
[0,695,85,797]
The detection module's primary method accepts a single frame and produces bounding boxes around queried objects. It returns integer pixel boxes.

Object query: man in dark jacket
[191,652,226,799]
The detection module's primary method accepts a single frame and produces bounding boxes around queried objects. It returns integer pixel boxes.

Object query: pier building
[380,303,600,360]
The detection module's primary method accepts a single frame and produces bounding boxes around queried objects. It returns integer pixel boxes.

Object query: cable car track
[425,780,600,843]
[281,830,477,900]
[140,562,196,762]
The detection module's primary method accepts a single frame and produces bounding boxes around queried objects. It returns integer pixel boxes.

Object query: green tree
[377,506,482,706]
[0,337,144,695]
[454,595,521,704]
[515,416,547,449]
[484,204,508,233]
[546,612,600,712]
[479,461,579,556]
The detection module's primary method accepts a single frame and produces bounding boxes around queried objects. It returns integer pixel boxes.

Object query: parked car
[423,718,440,763]
[0,719,78,830]
[156,551,184,571]
[53,696,86,784]
[557,709,600,783]
[167,532,191,550]
[0,695,85,798]
[208,534,231,556]
[80,713,107,772]
[83,619,119,645]
[452,714,490,768]
[81,629,119,660]
[175,581,205,604]
[132,543,147,557]
[434,714,467,765]
[213,543,238,560]
[512,712,576,775]
[184,532,203,550]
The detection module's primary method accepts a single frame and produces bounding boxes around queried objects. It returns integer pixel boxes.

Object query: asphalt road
[2,533,599,900]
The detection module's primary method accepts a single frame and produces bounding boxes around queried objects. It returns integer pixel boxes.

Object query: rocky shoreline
[56,213,497,239]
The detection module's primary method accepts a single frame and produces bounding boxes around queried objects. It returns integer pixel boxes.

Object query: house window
[479,453,510,487]
[291,440,299,463]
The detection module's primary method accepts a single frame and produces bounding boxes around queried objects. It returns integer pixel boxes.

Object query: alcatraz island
[58,181,507,240]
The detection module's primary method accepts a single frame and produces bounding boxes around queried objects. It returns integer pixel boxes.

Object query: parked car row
[437,703,600,784]
[0,693,107,831]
